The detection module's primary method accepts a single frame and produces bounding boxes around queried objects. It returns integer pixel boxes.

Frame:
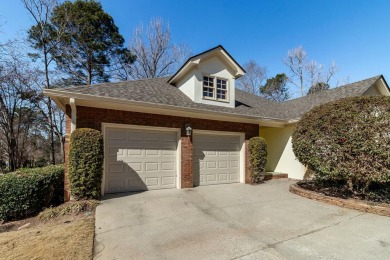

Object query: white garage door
[193,133,241,186]
[105,127,177,193]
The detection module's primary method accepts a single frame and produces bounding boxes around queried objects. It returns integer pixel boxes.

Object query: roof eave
[44,88,288,127]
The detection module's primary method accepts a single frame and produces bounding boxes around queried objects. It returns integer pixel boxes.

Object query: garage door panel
[145,177,159,186]
[219,173,228,181]
[161,162,175,171]
[108,163,124,173]
[109,130,125,140]
[230,173,239,180]
[206,174,217,182]
[161,176,175,186]
[105,127,177,193]
[230,160,239,168]
[206,161,217,169]
[108,180,125,191]
[193,133,241,186]
[218,161,228,168]
[127,162,142,171]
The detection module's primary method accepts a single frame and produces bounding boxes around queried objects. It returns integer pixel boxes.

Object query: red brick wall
[64,105,259,200]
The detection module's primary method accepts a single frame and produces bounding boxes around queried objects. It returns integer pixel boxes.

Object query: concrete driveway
[94,180,390,259]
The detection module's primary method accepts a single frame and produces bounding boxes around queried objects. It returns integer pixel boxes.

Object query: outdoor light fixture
[185,124,192,136]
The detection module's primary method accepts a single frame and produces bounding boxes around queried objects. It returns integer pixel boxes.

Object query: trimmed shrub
[69,128,103,200]
[0,165,64,221]
[292,96,390,192]
[249,137,267,183]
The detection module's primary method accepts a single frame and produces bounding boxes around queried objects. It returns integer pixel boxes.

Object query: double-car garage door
[104,126,242,194]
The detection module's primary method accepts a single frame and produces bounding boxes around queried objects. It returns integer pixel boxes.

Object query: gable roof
[168,45,246,84]
[44,75,387,124]
[280,75,386,119]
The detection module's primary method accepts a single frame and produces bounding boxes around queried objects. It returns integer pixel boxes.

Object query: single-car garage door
[193,133,241,186]
[104,127,178,193]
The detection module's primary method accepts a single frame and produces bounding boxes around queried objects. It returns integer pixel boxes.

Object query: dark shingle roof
[57,75,383,121]
[280,75,382,119]
[60,77,285,120]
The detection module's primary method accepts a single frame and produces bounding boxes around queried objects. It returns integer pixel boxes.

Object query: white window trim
[202,75,229,103]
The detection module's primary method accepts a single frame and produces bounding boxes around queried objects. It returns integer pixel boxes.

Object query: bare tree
[236,60,267,95]
[0,49,38,171]
[23,0,65,163]
[283,46,337,96]
[127,17,190,80]
[283,46,307,97]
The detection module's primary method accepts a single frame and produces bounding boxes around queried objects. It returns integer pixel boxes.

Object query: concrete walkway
[94,180,390,259]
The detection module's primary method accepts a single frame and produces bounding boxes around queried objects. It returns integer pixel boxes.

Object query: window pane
[216,79,227,90]
[203,76,214,87]
[221,81,226,89]
[217,89,226,100]
[203,76,215,98]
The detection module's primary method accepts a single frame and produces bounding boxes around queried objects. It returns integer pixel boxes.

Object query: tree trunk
[44,49,56,165]
[47,98,56,165]
[9,137,17,172]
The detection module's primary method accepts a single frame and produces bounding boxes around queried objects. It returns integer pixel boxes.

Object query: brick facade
[64,105,259,201]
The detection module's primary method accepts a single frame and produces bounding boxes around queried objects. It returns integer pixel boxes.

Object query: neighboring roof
[280,75,385,119]
[45,75,386,123]
[168,45,246,84]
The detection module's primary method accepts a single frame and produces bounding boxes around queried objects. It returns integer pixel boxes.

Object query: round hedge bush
[69,128,103,199]
[292,96,390,192]
[248,137,267,183]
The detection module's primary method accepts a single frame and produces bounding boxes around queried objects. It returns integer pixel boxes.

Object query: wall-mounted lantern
[185,124,192,136]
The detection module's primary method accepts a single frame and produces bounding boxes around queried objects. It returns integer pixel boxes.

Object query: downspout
[70,98,77,132]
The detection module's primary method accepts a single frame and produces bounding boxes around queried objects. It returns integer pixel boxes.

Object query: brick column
[181,135,193,188]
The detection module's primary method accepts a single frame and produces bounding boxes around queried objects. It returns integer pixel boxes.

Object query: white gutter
[69,98,77,132]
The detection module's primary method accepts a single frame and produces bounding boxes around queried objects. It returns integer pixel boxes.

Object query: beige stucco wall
[363,84,381,96]
[363,79,390,96]
[177,71,196,100]
[194,56,236,108]
[176,56,236,108]
[260,126,306,179]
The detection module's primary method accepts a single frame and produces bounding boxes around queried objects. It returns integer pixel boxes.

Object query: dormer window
[203,76,228,101]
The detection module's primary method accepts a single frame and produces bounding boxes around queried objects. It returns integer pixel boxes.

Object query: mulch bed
[290,181,390,217]
[297,181,390,208]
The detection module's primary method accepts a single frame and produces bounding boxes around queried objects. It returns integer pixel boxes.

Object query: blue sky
[1,0,389,85]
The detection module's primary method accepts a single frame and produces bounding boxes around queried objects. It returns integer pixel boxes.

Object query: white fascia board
[219,49,245,76]
[379,78,390,95]
[50,95,66,111]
